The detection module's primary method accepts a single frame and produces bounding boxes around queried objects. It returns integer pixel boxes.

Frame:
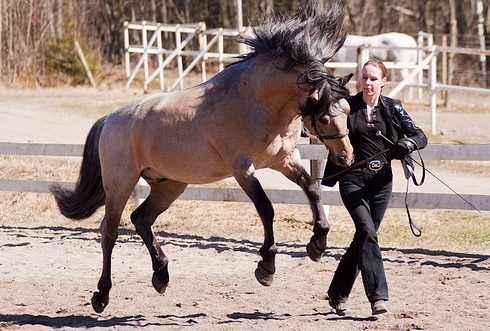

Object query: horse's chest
[253,137,297,167]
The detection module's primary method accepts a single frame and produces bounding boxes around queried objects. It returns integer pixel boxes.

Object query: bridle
[308,110,349,143]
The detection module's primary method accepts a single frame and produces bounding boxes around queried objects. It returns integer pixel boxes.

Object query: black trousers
[327,167,392,303]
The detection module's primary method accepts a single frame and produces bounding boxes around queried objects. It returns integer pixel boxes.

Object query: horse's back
[97,90,227,181]
[332,32,417,63]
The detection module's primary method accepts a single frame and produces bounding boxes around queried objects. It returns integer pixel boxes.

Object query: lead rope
[401,146,425,237]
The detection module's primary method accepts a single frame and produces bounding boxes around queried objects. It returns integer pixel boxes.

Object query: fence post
[200,22,207,82]
[356,45,370,91]
[156,24,165,91]
[429,45,438,135]
[124,22,130,78]
[309,138,330,219]
[218,29,224,72]
[142,21,149,84]
[175,26,184,90]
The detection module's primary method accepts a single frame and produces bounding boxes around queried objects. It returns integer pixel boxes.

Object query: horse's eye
[319,117,330,124]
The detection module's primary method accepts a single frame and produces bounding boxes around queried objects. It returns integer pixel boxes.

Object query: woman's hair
[363,59,387,78]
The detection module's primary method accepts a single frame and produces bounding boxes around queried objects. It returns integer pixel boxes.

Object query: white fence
[1,142,488,211]
[124,24,490,135]
[123,21,248,92]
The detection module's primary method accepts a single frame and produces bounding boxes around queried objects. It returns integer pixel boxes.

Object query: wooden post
[309,138,330,220]
[417,32,424,100]
[157,24,165,91]
[175,27,184,90]
[142,21,149,84]
[74,40,97,88]
[218,30,224,72]
[124,22,130,78]
[442,35,448,106]
[200,22,207,82]
[428,45,437,135]
[476,0,487,87]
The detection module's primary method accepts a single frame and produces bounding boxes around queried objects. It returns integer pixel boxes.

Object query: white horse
[331,32,418,97]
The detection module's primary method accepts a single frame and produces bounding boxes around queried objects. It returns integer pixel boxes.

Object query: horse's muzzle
[332,152,354,167]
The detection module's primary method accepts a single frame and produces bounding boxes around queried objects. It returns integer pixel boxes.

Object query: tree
[0,0,488,87]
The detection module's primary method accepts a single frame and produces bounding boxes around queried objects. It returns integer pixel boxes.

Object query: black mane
[242,0,347,66]
[238,0,351,114]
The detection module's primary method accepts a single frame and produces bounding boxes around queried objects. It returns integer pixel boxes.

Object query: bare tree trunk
[57,0,63,38]
[0,0,3,81]
[160,0,167,23]
[151,0,157,22]
[455,0,467,36]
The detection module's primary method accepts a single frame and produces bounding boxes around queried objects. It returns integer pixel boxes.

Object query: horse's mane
[237,0,350,114]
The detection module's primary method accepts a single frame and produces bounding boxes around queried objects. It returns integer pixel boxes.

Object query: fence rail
[1,142,489,211]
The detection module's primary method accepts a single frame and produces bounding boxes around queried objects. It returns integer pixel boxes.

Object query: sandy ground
[0,87,489,330]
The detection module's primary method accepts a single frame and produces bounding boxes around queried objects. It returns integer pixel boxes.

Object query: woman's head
[361,59,387,97]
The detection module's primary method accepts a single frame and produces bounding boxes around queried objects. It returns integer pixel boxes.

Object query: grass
[379,209,490,251]
[1,154,489,253]
[424,160,489,175]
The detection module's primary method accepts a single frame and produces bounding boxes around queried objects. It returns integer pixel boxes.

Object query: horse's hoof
[255,266,274,286]
[306,241,324,262]
[91,291,108,313]
[152,267,169,294]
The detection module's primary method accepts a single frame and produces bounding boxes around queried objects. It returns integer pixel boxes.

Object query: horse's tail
[50,116,107,220]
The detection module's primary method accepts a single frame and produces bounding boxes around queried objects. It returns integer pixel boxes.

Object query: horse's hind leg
[92,186,136,313]
[234,160,277,286]
[130,179,188,294]
[275,149,329,261]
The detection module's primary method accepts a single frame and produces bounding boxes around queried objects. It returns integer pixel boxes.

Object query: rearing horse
[51,0,354,312]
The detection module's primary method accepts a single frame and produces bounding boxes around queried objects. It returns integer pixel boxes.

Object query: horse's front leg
[234,159,277,286]
[276,149,329,262]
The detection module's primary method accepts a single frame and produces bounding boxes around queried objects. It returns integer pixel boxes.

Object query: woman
[321,59,427,316]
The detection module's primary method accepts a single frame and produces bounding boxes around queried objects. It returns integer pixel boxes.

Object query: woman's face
[361,64,387,97]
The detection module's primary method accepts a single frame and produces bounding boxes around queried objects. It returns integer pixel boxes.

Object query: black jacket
[321,92,428,186]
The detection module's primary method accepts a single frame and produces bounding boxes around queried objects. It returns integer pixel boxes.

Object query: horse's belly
[140,153,233,185]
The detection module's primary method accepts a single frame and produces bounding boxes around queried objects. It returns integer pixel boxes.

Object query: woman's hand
[388,137,415,159]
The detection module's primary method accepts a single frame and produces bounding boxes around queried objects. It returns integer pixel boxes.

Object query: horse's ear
[303,87,325,115]
[339,73,354,86]
[309,89,320,103]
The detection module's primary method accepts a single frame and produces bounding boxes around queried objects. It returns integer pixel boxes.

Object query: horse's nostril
[338,155,354,167]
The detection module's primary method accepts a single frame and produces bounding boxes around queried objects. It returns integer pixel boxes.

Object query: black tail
[50,116,107,220]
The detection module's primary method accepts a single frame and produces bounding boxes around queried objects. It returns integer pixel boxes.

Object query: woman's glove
[388,137,416,160]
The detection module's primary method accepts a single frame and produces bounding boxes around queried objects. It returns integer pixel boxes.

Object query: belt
[366,159,385,171]
[352,159,387,173]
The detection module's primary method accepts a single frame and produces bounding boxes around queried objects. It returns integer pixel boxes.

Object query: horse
[331,32,418,95]
[50,0,354,313]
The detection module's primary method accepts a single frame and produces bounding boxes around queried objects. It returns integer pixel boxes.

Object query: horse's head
[301,73,354,167]
[240,0,353,166]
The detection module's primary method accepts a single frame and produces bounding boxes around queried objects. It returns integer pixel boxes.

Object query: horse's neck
[212,55,305,138]
[251,56,304,116]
